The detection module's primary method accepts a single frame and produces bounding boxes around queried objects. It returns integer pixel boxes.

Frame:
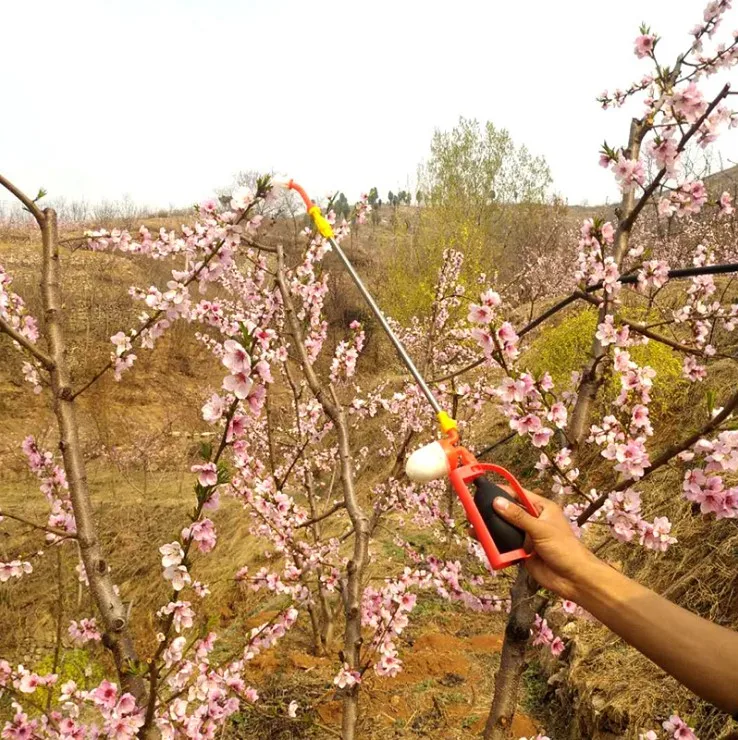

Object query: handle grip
[472,476,527,553]
[448,462,537,569]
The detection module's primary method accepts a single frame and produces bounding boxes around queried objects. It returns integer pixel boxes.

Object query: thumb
[493,496,539,534]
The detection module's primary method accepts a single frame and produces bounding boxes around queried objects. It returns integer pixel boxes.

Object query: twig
[0,509,77,540]
[621,83,731,231]
[0,317,55,369]
[577,386,738,525]
[296,501,346,528]
[0,173,45,226]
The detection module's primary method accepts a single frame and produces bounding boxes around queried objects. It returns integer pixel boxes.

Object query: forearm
[571,558,738,715]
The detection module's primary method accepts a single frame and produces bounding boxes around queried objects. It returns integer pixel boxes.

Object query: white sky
[3,0,737,210]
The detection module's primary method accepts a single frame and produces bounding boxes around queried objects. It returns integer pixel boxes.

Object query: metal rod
[327,237,442,414]
[586,261,738,293]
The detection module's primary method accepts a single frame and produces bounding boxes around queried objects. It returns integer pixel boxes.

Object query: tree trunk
[41,209,145,701]
[569,119,643,446]
[483,568,544,739]
[484,120,644,737]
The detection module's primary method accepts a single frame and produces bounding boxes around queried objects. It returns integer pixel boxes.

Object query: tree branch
[577,385,738,525]
[575,291,710,356]
[0,317,54,369]
[621,83,731,232]
[0,509,77,539]
[275,244,369,739]
[296,501,346,528]
[39,208,145,700]
[0,173,45,226]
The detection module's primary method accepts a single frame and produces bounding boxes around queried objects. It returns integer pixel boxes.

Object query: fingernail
[494,497,509,510]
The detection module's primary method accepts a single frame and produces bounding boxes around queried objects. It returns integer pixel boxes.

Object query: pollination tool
[285,179,538,570]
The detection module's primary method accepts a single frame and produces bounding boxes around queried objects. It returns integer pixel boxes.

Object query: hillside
[0,182,737,739]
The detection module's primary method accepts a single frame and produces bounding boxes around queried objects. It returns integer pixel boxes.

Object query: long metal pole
[327,237,442,414]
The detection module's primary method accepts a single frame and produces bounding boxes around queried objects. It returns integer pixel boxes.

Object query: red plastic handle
[287,179,314,210]
[449,463,538,570]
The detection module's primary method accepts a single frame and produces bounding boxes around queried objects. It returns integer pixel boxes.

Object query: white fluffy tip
[405,441,449,483]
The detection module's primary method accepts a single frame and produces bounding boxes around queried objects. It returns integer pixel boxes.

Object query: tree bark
[484,120,644,738]
[40,208,145,701]
[484,568,544,739]
[568,119,643,446]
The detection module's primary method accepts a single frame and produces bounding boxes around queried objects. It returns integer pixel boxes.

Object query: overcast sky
[3,0,737,211]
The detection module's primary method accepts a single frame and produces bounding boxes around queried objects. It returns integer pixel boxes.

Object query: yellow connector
[437,410,457,433]
[308,205,335,240]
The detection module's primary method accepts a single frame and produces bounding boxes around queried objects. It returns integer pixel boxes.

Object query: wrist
[566,550,611,605]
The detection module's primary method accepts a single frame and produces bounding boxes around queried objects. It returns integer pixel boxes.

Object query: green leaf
[34,187,47,202]
[217,462,231,485]
[199,441,213,462]
[239,323,253,349]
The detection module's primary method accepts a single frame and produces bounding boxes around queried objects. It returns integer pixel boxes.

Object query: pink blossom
[202,393,224,423]
[468,303,494,324]
[662,713,698,739]
[68,617,102,645]
[222,339,251,374]
[613,154,645,193]
[91,679,118,709]
[157,600,195,633]
[223,371,253,399]
[496,322,520,360]
[596,315,618,346]
[182,518,217,553]
[254,359,273,383]
[531,427,554,448]
[550,636,565,656]
[230,186,254,211]
[480,289,502,307]
[671,82,707,123]
[333,663,362,688]
[639,516,677,552]
[548,402,568,429]
[192,462,218,487]
[0,560,32,582]
[634,34,656,58]
[164,565,191,591]
[719,190,735,215]
[159,542,184,568]
[683,355,707,382]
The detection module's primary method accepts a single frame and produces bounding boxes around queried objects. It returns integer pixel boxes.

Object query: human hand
[491,487,598,600]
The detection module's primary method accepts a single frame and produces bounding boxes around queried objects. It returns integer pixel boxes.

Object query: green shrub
[525,307,687,412]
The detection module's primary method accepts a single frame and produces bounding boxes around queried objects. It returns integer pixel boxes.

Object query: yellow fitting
[437,410,457,433]
[308,205,335,239]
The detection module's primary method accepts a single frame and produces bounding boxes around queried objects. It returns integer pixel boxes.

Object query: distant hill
[705,163,738,193]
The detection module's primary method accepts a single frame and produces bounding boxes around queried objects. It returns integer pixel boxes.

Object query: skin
[491,489,738,716]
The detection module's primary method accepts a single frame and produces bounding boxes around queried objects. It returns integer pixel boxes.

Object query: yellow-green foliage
[33,648,106,706]
[525,307,687,411]
[382,252,437,324]
[525,308,598,386]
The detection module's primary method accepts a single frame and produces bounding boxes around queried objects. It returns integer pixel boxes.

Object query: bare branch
[296,501,346,528]
[575,291,712,357]
[39,208,145,700]
[0,173,45,226]
[0,317,54,369]
[0,509,77,539]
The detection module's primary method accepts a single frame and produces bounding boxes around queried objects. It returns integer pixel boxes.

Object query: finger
[492,495,542,535]
[497,483,547,516]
